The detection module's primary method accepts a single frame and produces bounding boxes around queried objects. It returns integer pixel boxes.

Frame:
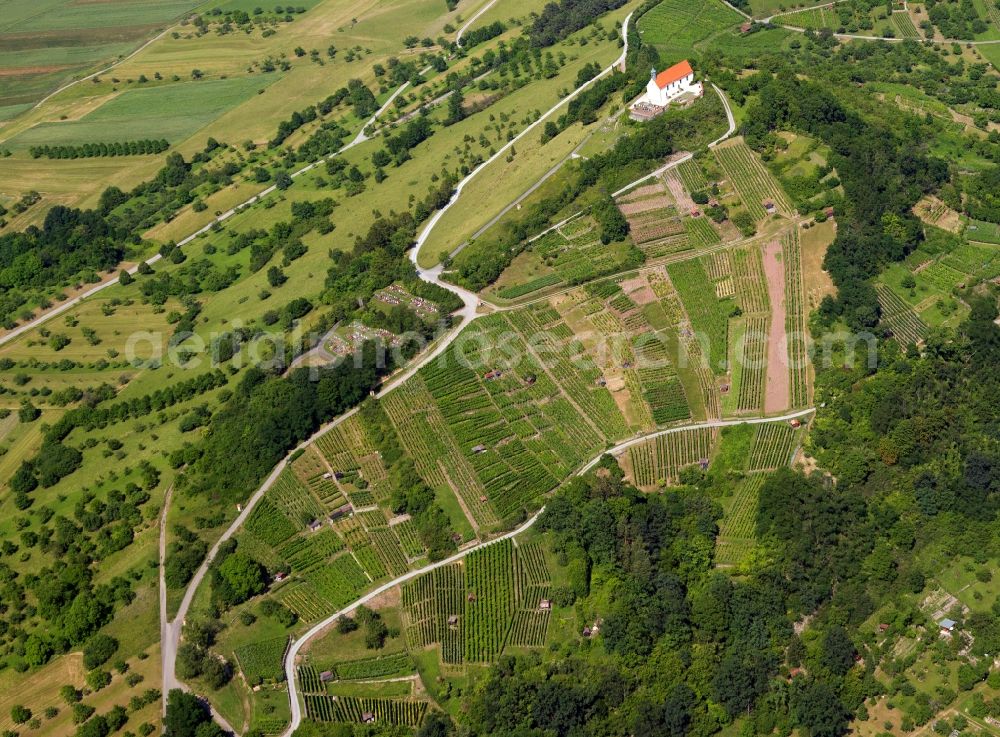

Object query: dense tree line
[383,115,434,163]
[459,21,506,47]
[29,140,169,159]
[527,0,627,47]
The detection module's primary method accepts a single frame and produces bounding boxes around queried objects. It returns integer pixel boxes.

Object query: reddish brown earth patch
[619,196,674,216]
[761,239,790,413]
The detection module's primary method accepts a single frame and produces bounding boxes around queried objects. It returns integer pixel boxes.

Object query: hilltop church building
[629,59,703,121]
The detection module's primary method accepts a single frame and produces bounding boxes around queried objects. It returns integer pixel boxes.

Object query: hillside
[0,0,998,737]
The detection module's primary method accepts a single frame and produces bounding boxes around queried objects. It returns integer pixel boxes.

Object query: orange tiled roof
[655,60,693,89]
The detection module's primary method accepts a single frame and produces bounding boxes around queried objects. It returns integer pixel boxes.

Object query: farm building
[938,618,957,634]
[629,60,703,121]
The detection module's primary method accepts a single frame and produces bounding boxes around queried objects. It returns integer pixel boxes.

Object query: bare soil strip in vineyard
[665,171,696,212]
[761,238,790,413]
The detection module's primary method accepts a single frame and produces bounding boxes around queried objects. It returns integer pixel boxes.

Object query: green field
[7,77,270,150]
[0,0,201,107]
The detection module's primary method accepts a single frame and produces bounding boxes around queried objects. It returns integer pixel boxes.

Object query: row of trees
[29,140,169,160]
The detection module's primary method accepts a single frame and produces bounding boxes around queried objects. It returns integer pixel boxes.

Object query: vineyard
[941,244,1000,279]
[891,11,919,37]
[269,468,325,527]
[735,317,768,413]
[277,553,371,621]
[382,377,496,529]
[304,695,427,726]
[326,652,413,680]
[465,539,518,662]
[668,260,732,375]
[297,665,325,694]
[624,427,717,488]
[291,446,346,511]
[234,636,289,684]
[539,273,701,429]
[495,216,640,300]
[875,285,928,346]
[715,474,768,568]
[233,412,432,624]
[684,216,721,248]
[730,247,770,316]
[409,311,621,519]
[714,139,794,220]
[677,158,708,192]
[313,415,388,506]
[246,498,298,547]
[746,423,802,472]
[507,542,552,648]
[615,181,687,245]
[782,229,810,407]
[400,541,552,666]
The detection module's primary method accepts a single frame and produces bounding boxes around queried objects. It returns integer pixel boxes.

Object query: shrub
[82,634,119,670]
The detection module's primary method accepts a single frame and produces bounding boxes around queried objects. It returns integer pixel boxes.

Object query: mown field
[5,77,270,151]
[0,0,199,108]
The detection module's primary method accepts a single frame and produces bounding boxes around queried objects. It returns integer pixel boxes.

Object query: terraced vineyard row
[304,695,426,726]
[626,427,716,488]
[747,423,801,471]
[329,652,413,680]
[668,260,731,375]
[684,216,721,248]
[783,229,810,407]
[297,665,324,694]
[875,285,928,346]
[640,232,692,259]
[736,317,768,413]
[714,140,794,220]
[465,539,517,662]
[715,474,768,568]
[730,247,770,315]
[891,11,919,37]
[676,158,708,191]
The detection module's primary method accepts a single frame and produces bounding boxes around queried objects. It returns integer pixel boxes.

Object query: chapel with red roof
[629,59,703,121]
